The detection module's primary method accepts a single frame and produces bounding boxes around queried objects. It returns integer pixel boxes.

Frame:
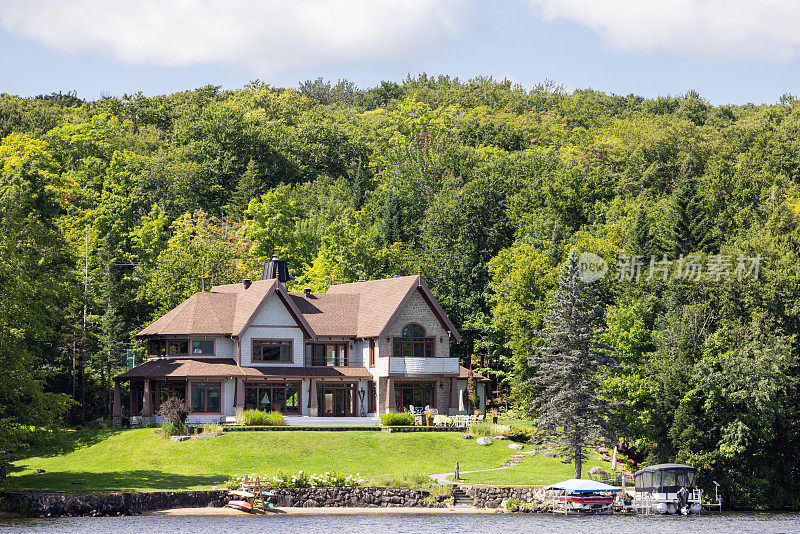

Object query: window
[393,324,434,357]
[394,383,435,410]
[244,382,301,413]
[160,383,185,402]
[191,382,221,413]
[168,340,190,355]
[252,340,292,363]
[304,343,348,366]
[192,340,214,355]
[148,339,167,357]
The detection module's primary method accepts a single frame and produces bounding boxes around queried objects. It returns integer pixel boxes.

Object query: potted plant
[490,408,498,425]
[425,412,433,426]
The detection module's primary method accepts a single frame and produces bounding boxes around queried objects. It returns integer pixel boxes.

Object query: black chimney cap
[262,255,290,283]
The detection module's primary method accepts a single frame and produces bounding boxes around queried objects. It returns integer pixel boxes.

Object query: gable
[249,292,298,327]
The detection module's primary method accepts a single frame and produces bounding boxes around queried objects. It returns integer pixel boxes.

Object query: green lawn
[452,451,611,485]
[5,428,516,492]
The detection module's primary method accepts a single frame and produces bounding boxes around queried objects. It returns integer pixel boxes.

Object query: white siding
[240,293,305,367]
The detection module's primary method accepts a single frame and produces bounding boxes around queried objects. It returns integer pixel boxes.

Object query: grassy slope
[6,429,516,492]
[452,452,610,485]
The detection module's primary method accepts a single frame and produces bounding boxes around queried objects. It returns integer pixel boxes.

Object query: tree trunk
[574,443,582,479]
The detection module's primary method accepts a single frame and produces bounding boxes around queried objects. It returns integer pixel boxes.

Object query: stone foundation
[464,486,543,508]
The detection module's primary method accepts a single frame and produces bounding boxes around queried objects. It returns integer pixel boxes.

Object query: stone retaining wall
[1,487,448,517]
[464,486,543,508]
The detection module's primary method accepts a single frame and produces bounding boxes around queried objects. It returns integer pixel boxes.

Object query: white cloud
[0,0,469,74]
[531,0,800,62]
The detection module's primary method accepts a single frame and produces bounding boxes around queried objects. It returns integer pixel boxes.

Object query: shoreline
[147,506,500,516]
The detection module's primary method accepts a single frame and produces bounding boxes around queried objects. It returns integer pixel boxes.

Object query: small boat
[543,478,622,514]
[632,464,702,515]
[225,499,253,512]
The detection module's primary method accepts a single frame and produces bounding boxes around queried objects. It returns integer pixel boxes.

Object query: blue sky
[2,0,800,105]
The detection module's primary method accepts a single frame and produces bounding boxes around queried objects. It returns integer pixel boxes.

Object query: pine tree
[382,188,402,243]
[350,158,366,210]
[228,159,260,219]
[660,176,714,255]
[530,249,618,479]
[627,204,652,256]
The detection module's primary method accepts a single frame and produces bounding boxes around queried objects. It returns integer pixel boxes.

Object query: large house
[112,256,487,425]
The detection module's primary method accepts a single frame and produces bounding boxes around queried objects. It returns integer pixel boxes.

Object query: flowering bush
[226,470,366,489]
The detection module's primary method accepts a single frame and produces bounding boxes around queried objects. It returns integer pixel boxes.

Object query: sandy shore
[148,506,499,516]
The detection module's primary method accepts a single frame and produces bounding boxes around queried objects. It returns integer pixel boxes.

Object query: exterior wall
[214,337,237,359]
[240,293,305,367]
[376,290,451,361]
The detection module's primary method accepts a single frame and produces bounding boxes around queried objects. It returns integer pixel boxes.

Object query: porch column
[235,378,245,415]
[449,377,459,414]
[142,379,153,418]
[308,379,318,417]
[385,377,396,413]
[129,383,138,416]
[153,381,161,413]
[112,380,122,428]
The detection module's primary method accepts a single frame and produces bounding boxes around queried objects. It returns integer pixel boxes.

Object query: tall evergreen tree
[382,188,402,243]
[530,249,617,479]
[660,176,714,255]
[350,158,366,210]
[627,204,653,256]
[228,159,261,219]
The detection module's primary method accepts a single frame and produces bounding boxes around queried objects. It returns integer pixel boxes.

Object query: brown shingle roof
[138,274,459,342]
[137,279,315,340]
[116,358,373,381]
[117,358,242,379]
[458,366,490,382]
[287,293,359,337]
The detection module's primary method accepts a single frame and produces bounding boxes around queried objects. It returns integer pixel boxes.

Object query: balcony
[388,357,459,375]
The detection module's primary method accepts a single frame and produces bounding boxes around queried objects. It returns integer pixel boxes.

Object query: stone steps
[501,453,526,468]
[451,487,473,506]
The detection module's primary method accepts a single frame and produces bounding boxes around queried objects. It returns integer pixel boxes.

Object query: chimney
[262,254,290,290]
[242,279,252,289]
[303,288,312,296]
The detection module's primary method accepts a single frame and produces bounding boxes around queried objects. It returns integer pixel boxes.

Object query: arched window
[394,323,435,357]
[402,324,425,338]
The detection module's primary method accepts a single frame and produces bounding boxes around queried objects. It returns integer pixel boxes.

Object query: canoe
[225,500,253,512]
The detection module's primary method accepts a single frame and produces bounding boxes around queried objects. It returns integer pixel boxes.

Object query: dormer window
[393,323,434,357]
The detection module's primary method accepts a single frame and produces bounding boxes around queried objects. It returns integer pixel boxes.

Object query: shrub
[161,421,188,438]
[236,409,285,426]
[505,425,533,443]
[469,421,506,436]
[158,396,192,426]
[228,470,365,489]
[380,411,414,426]
[202,423,223,435]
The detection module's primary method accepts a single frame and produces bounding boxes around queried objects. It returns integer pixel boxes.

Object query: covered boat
[543,478,622,514]
[633,464,702,515]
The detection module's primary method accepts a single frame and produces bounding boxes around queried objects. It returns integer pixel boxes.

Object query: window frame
[392,324,435,358]
[304,342,349,367]
[243,381,302,414]
[148,338,215,357]
[251,339,293,364]
[190,381,222,414]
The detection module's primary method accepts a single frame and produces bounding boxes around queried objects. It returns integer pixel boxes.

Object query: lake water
[1,512,799,534]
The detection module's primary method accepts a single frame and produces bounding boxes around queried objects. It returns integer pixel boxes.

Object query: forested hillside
[1,77,798,507]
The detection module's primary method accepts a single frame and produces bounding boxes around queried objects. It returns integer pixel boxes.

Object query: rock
[461,434,474,439]
[197,433,216,439]
[589,466,607,476]
[170,435,191,442]
[35,469,46,473]
[599,455,611,462]
[508,443,524,450]
[597,446,609,454]
[493,435,508,440]
[542,451,556,458]
[476,437,493,446]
